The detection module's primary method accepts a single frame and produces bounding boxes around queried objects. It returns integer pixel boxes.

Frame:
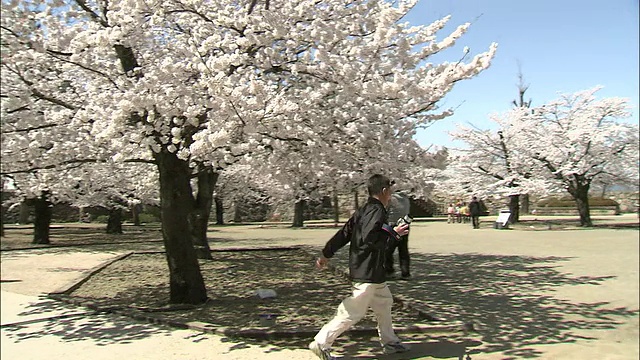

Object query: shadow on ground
[326,250,639,359]
[222,333,479,359]
[2,297,173,346]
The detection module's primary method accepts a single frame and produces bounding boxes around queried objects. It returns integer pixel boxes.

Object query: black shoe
[400,274,412,280]
[382,341,411,354]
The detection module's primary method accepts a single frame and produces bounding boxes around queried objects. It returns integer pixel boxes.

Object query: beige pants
[314,282,400,349]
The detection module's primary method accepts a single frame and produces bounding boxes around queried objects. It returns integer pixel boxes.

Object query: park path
[1,214,638,359]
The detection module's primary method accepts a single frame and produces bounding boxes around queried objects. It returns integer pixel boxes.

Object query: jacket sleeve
[362,205,398,250]
[321,214,355,258]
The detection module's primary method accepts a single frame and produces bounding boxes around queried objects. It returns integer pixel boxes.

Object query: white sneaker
[309,341,335,360]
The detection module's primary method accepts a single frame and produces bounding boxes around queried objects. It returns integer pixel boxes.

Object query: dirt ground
[0,223,450,336]
[68,248,421,332]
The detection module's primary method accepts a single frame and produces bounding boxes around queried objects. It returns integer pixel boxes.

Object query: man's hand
[394,223,409,237]
[316,256,329,270]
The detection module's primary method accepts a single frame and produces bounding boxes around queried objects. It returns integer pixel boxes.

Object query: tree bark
[131,204,141,226]
[567,175,593,227]
[0,189,3,236]
[155,150,208,305]
[0,206,4,237]
[234,201,244,223]
[18,201,30,224]
[0,189,4,237]
[600,184,608,198]
[31,195,52,244]
[508,194,520,224]
[292,199,306,227]
[520,194,530,215]
[189,167,218,260]
[353,188,360,211]
[106,208,123,234]
[214,196,224,225]
[333,191,340,226]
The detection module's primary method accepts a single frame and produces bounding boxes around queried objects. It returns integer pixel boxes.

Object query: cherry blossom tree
[514,88,638,226]
[445,70,538,223]
[510,68,533,215]
[253,117,452,226]
[2,0,496,304]
[213,164,279,223]
[1,157,158,242]
[447,88,638,227]
[447,116,539,223]
[0,21,156,241]
[0,52,107,244]
[70,161,159,234]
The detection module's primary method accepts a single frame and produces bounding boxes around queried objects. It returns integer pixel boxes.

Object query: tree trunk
[234,201,244,223]
[106,208,123,234]
[215,196,224,225]
[568,176,593,227]
[131,204,141,226]
[600,184,608,198]
[520,194,530,215]
[189,167,218,260]
[112,42,205,303]
[0,206,4,237]
[353,188,360,211]
[32,195,52,244]
[79,207,91,223]
[333,191,340,226]
[155,150,208,305]
[508,194,520,224]
[292,199,306,227]
[18,201,30,224]
[0,189,3,237]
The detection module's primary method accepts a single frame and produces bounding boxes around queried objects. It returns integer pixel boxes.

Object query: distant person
[447,203,456,224]
[469,196,481,229]
[385,191,412,280]
[459,202,469,223]
[309,174,411,359]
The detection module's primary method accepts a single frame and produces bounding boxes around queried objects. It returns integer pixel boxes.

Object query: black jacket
[469,200,481,216]
[321,197,398,283]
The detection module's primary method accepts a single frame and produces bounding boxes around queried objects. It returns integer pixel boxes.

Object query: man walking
[309,174,411,359]
[385,191,412,280]
[469,196,482,229]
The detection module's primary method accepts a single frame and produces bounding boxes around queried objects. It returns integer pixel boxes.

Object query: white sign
[496,211,511,226]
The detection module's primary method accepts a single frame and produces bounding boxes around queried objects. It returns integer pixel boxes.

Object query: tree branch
[74,0,109,27]
[1,158,156,175]
[1,123,58,134]
[477,165,505,181]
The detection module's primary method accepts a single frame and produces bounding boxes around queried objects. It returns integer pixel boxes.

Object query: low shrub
[94,215,109,223]
[537,197,620,207]
[138,213,160,223]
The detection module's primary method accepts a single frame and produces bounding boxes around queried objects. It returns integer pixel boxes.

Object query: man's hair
[367,174,393,196]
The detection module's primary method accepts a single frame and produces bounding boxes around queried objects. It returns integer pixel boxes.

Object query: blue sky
[406,0,640,149]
